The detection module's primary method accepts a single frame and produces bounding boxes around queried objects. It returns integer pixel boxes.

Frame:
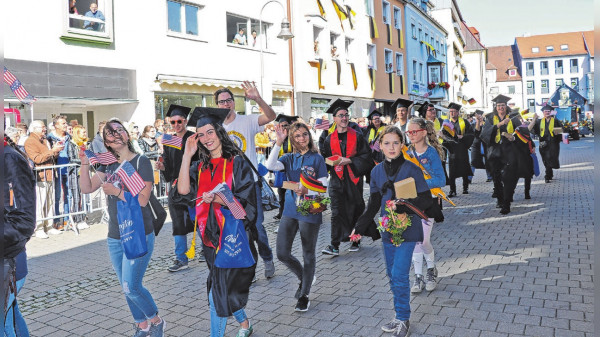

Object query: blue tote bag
[117,192,148,259]
[214,209,256,268]
[531,153,540,177]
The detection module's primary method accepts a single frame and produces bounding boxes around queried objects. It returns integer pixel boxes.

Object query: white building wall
[462,50,488,112]
[5,0,292,127]
[486,69,524,110]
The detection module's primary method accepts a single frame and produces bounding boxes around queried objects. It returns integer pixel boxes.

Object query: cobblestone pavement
[20,138,593,336]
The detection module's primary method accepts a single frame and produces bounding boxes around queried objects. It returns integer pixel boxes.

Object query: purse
[117,192,148,259]
[214,209,256,268]
[135,156,168,235]
[241,153,279,211]
[273,171,287,188]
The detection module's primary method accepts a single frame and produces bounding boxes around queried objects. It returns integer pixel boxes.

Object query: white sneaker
[35,230,49,239]
[77,222,90,229]
[47,228,63,235]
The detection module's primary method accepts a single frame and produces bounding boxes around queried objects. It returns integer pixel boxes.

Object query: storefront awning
[156,75,245,89]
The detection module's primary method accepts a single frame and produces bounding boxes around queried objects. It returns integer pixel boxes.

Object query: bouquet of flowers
[297,195,331,216]
[377,200,413,246]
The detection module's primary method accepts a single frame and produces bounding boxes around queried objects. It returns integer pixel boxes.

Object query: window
[411,23,416,39]
[412,60,417,81]
[424,32,428,44]
[428,65,441,83]
[418,25,422,40]
[508,69,517,77]
[555,60,563,74]
[382,0,391,24]
[546,46,554,52]
[526,62,534,76]
[330,32,339,59]
[541,80,549,94]
[532,47,539,53]
[571,77,579,89]
[365,0,374,16]
[570,59,579,73]
[508,85,515,94]
[541,98,549,104]
[313,26,323,58]
[345,37,353,62]
[527,81,535,95]
[441,43,445,55]
[393,7,401,29]
[527,99,535,110]
[311,98,331,118]
[431,36,434,45]
[540,61,548,75]
[168,1,201,36]
[555,79,564,87]
[395,53,404,76]
[384,49,393,73]
[419,62,423,82]
[64,0,113,43]
[561,44,568,50]
[227,13,271,48]
[367,44,377,69]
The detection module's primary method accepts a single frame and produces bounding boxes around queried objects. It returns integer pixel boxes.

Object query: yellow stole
[540,117,554,137]
[493,115,514,143]
[368,126,385,143]
[278,138,292,157]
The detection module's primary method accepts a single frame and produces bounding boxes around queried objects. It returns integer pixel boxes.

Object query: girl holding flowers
[265,121,328,312]
[351,126,432,337]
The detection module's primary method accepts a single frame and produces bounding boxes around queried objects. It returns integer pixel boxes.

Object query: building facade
[460,24,488,113]
[5,0,293,129]
[486,46,525,110]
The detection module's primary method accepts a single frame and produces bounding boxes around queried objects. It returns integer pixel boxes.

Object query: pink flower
[386,200,396,209]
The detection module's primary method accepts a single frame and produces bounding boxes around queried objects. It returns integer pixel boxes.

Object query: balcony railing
[570,66,579,73]
[527,88,535,95]
[526,70,534,76]
[541,68,549,75]
[555,67,563,75]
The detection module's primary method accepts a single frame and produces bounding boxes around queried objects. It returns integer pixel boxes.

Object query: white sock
[412,252,424,275]
[424,251,435,269]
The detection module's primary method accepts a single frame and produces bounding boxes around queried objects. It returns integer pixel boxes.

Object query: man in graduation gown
[481,95,520,214]
[156,104,199,271]
[529,104,562,183]
[318,116,362,155]
[502,111,535,201]
[392,98,413,134]
[444,103,474,197]
[363,109,386,182]
[321,99,375,255]
[470,110,492,182]
[273,114,299,220]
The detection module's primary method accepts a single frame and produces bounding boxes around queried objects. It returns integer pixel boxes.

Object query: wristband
[117,189,123,198]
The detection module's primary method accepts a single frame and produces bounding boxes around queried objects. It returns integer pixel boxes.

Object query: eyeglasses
[405,129,425,136]
[170,120,184,125]
[217,98,234,105]
[293,132,309,140]
[335,114,350,118]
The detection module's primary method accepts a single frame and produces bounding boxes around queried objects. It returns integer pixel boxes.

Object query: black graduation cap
[491,94,511,104]
[325,99,353,115]
[417,102,433,118]
[188,107,230,128]
[447,102,462,111]
[274,114,300,124]
[474,109,484,115]
[508,111,521,119]
[166,104,192,119]
[391,98,413,109]
[541,104,555,111]
[367,109,383,120]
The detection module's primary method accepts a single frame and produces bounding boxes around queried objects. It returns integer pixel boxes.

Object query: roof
[487,45,521,82]
[583,31,594,57]
[485,63,497,70]
[461,21,485,51]
[468,27,479,35]
[515,31,593,58]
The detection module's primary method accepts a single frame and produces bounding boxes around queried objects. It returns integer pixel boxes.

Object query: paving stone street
[20,138,593,337]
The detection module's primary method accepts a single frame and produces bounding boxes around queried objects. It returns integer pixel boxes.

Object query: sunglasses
[405,129,425,135]
[170,120,184,125]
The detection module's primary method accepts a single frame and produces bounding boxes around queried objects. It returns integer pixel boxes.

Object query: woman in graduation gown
[177,108,257,337]
[528,104,562,183]
[350,126,432,337]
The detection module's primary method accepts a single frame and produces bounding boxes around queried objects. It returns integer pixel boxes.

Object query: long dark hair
[288,122,317,153]
[103,118,136,159]
[197,122,242,170]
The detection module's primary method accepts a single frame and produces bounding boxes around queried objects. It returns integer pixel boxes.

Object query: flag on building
[161,133,183,150]
[3,67,36,104]
[314,118,330,130]
[84,149,117,165]
[212,183,246,219]
[468,98,476,105]
[115,161,146,196]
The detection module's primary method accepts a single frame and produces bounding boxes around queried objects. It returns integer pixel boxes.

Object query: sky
[457,0,594,47]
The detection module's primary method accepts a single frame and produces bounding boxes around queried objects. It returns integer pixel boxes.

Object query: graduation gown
[363,124,386,165]
[323,128,376,242]
[533,118,562,169]
[444,118,474,179]
[181,155,257,317]
[470,128,487,169]
[502,128,534,203]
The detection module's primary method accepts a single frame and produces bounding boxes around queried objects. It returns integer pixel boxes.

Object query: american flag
[115,161,146,196]
[212,183,246,219]
[314,118,330,130]
[4,67,36,104]
[370,139,381,152]
[161,133,182,149]
[84,150,117,165]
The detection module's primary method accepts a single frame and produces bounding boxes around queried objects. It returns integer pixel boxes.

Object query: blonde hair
[72,125,88,146]
[408,117,445,161]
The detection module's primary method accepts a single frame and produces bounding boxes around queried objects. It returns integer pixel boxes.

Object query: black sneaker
[381,318,402,332]
[392,320,410,337]
[321,245,339,256]
[348,241,360,252]
[295,295,310,312]
[274,214,282,220]
[197,250,206,263]
[167,260,188,272]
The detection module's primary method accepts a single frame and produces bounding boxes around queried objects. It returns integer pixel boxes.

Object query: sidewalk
[20,138,593,336]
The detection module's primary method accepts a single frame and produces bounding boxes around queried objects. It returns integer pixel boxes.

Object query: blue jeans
[54,174,70,224]
[107,233,159,323]
[382,236,416,321]
[254,183,273,262]
[174,235,188,263]
[4,277,29,337]
[209,290,247,337]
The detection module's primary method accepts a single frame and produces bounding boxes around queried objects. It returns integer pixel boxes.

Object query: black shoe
[500,205,511,214]
[486,178,492,182]
[348,241,360,252]
[545,179,550,183]
[168,260,189,272]
[391,320,410,337]
[321,245,339,256]
[295,295,310,312]
[197,249,206,262]
[462,189,469,194]
[496,202,502,208]
[491,191,497,198]
[274,214,282,220]
[524,193,531,200]
[448,191,457,198]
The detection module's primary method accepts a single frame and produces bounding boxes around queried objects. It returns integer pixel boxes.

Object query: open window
[63,0,113,44]
[384,49,393,73]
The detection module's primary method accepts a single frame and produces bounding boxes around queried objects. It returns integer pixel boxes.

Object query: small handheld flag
[115,161,146,196]
[212,183,246,219]
[300,172,327,193]
[314,118,330,130]
[84,150,117,165]
[442,121,455,137]
[161,133,183,150]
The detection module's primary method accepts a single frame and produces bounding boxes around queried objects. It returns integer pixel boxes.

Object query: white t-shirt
[223,113,264,176]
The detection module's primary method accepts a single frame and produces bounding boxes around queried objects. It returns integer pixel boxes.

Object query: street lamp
[259,0,294,97]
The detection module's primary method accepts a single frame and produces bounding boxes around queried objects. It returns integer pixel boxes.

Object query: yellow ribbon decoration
[493,115,514,143]
[540,117,554,138]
